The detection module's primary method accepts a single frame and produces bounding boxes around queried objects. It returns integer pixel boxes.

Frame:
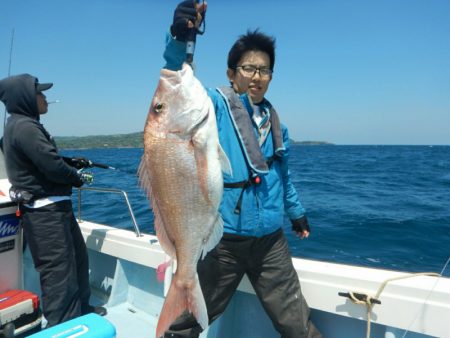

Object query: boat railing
[76,187,142,237]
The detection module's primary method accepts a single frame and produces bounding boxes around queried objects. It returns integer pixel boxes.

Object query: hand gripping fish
[138,63,231,338]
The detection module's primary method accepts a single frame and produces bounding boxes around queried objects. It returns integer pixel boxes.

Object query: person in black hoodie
[0,73,106,327]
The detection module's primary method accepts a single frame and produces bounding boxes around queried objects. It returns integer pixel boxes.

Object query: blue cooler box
[28,313,116,338]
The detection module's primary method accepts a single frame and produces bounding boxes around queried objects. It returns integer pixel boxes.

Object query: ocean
[62,145,450,277]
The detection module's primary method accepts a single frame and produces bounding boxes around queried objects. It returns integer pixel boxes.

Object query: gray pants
[22,200,91,327]
[165,229,322,338]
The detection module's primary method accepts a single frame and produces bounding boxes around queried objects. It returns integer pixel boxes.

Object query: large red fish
[138,63,231,338]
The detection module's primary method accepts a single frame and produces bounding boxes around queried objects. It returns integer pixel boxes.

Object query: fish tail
[155,273,208,338]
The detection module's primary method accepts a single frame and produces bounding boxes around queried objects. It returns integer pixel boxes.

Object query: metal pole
[76,187,142,237]
[77,188,82,223]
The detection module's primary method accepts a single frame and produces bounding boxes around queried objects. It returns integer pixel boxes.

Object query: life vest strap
[223,155,280,214]
[223,180,250,189]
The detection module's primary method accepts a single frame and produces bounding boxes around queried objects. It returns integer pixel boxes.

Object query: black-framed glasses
[235,65,273,78]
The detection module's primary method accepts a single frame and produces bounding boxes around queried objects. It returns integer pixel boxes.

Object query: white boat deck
[105,303,157,337]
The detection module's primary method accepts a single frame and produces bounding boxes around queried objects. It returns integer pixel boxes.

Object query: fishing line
[401,256,449,338]
[2,28,15,130]
[185,0,206,65]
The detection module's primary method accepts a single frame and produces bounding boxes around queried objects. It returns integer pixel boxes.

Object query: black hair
[227,29,276,71]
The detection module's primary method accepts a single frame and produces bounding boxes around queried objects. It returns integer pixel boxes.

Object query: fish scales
[144,137,216,263]
[138,64,231,338]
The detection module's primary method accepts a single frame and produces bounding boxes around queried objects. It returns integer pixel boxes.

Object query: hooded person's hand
[78,171,94,185]
[171,0,207,41]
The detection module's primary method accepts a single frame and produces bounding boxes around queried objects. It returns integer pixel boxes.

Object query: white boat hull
[19,220,448,338]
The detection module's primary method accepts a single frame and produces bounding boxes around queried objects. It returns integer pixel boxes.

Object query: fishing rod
[64,156,116,170]
[59,154,125,190]
[185,0,207,64]
[85,161,115,170]
[65,156,116,186]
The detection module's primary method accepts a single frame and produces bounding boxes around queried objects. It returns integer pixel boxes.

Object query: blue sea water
[63,145,450,277]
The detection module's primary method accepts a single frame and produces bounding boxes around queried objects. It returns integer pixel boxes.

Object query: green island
[291,140,334,146]
[55,132,333,149]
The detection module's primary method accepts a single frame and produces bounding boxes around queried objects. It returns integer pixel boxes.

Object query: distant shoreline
[291,141,334,146]
[54,132,450,150]
[55,132,334,149]
[55,133,448,149]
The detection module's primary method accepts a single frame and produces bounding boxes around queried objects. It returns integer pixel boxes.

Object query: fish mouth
[159,67,188,85]
[160,63,192,80]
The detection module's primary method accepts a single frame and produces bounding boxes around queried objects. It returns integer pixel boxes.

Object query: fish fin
[137,155,151,194]
[218,143,232,176]
[156,273,208,338]
[138,155,176,257]
[157,259,172,283]
[138,155,157,209]
[201,214,223,260]
[163,258,174,297]
[194,146,211,205]
[154,216,176,258]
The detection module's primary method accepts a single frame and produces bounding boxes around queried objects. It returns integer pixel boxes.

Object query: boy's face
[227,50,272,104]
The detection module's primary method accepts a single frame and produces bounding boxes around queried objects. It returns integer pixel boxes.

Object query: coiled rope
[346,271,442,338]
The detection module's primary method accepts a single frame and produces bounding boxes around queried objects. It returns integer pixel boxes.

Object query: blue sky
[1,0,449,145]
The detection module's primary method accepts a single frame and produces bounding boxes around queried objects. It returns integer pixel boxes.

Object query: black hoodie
[0,74,83,200]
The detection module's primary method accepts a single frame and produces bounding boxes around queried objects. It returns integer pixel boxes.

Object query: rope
[346,290,377,338]
[345,272,441,338]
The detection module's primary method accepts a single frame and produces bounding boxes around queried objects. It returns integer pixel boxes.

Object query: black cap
[36,82,53,92]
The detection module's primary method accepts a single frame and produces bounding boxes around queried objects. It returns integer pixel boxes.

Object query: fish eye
[154,103,164,114]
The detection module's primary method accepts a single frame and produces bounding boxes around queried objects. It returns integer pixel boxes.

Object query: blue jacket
[163,34,306,237]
